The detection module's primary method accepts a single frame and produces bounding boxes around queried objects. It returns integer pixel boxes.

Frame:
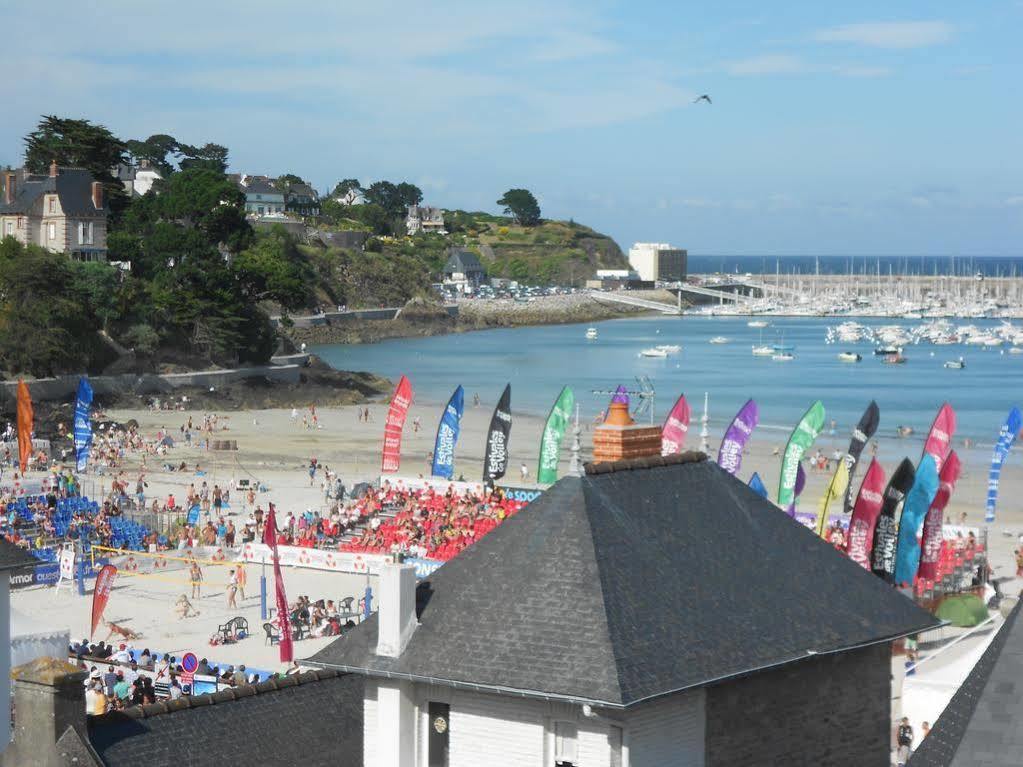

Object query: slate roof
[287,181,320,200]
[0,168,107,217]
[443,249,484,275]
[239,176,282,197]
[0,539,40,572]
[908,598,1023,766]
[306,454,940,708]
[88,670,363,767]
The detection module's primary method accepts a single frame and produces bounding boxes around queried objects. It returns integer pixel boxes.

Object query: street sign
[181,652,198,673]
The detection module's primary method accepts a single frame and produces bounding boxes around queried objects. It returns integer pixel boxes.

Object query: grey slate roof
[443,249,484,275]
[239,176,282,197]
[909,598,1023,767]
[88,671,363,767]
[0,539,40,572]
[0,168,107,217]
[306,454,940,708]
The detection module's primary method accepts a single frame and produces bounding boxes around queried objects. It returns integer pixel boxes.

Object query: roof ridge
[584,450,707,475]
[90,669,342,725]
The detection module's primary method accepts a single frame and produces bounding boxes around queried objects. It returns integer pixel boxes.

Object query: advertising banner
[17,380,33,474]
[984,407,1022,522]
[381,375,413,473]
[922,402,956,470]
[870,458,916,584]
[777,400,826,509]
[483,384,512,483]
[918,451,963,581]
[845,459,886,570]
[842,401,880,515]
[893,454,941,585]
[537,386,574,484]
[431,385,465,480]
[661,393,691,456]
[717,399,758,475]
[90,564,118,639]
[74,377,94,473]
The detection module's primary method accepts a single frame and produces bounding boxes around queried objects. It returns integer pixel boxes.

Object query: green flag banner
[537,386,575,484]
[778,400,826,509]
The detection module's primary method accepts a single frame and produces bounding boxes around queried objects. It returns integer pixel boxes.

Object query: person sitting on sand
[175,594,200,620]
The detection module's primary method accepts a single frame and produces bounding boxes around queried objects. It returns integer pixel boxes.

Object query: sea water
[313,315,1022,449]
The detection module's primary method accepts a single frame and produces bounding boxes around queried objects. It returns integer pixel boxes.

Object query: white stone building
[627,243,687,283]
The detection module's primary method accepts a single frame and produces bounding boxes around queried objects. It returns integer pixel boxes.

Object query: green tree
[395,181,423,209]
[178,143,229,173]
[23,115,126,181]
[233,228,310,310]
[125,134,180,176]
[331,178,362,204]
[151,169,251,250]
[273,173,305,192]
[497,188,541,226]
[0,239,93,375]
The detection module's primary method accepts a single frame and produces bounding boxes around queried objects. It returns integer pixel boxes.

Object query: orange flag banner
[16,380,33,474]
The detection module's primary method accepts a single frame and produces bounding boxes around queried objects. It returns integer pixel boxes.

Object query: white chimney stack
[375,561,418,658]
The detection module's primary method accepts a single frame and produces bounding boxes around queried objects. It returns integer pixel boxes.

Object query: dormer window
[48,197,56,214]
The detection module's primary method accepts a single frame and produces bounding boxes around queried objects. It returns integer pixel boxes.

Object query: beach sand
[13,398,1023,674]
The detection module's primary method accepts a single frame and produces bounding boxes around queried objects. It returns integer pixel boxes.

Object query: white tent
[10,607,70,667]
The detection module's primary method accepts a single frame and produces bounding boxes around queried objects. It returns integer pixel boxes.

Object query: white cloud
[813,21,953,49]
[724,54,805,76]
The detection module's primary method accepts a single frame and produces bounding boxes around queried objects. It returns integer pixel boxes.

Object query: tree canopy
[24,115,126,182]
[497,188,541,226]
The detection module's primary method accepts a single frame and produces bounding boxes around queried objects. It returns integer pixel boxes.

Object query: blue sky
[4,1,1021,255]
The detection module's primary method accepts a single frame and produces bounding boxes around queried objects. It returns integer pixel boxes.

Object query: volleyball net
[89,545,246,586]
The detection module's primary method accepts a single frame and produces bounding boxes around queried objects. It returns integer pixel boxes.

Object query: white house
[307,451,939,767]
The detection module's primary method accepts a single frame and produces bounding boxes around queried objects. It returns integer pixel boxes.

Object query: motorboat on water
[882,352,907,365]
[772,352,795,362]
[752,345,774,356]
[655,344,681,354]
[640,347,668,358]
[1011,347,1023,355]
[585,328,598,339]
[944,357,966,370]
[709,336,729,344]
[747,320,769,328]
[837,352,862,362]
[874,346,900,356]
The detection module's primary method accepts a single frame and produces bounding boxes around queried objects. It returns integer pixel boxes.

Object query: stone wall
[704,643,892,767]
[0,364,302,406]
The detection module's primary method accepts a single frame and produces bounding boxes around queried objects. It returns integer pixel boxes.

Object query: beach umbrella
[935,593,989,627]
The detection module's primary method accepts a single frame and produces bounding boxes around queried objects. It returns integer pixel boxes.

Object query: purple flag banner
[787,463,807,517]
[717,399,759,475]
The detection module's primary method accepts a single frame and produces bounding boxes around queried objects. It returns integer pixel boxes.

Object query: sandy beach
[12,397,1023,675]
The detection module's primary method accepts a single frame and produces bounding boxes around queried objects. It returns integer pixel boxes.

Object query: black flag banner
[483,384,512,483]
[870,457,916,584]
[842,400,881,516]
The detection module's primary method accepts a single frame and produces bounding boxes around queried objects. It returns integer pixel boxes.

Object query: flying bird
[693,94,712,104]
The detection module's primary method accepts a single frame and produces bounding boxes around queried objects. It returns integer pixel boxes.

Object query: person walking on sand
[235,562,247,600]
[189,560,203,599]
[226,569,238,609]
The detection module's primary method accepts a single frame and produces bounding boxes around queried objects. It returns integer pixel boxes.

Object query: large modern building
[627,242,687,283]
[307,451,940,767]
[0,163,110,261]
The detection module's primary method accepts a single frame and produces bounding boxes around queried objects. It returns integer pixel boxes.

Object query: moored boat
[943,357,966,370]
[585,327,598,339]
[640,347,668,358]
[772,352,795,362]
[837,352,862,362]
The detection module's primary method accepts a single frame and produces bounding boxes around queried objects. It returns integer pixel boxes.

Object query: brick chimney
[49,161,58,178]
[91,181,104,210]
[592,401,663,463]
[3,171,15,205]
[2,657,89,767]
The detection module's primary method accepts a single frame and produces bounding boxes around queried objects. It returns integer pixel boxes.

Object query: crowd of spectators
[340,483,524,561]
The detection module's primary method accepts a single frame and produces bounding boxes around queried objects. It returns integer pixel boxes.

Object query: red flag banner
[16,380,33,474]
[263,504,294,663]
[381,375,413,473]
[845,459,886,570]
[917,451,962,581]
[922,402,956,471]
[91,564,118,639]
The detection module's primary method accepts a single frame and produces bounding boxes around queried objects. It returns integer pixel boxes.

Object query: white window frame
[4,221,12,236]
[48,222,56,240]
[48,197,56,213]
[553,721,578,766]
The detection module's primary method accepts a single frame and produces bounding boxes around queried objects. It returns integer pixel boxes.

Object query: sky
[4,1,1022,256]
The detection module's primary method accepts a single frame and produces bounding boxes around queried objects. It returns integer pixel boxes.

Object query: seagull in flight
[693,94,712,104]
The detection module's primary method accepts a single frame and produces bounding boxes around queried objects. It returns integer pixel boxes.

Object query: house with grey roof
[908,597,1023,766]
[231,174,286,218]
[442,248,485,291]
[406,205,446,235]
[307,452,941,767]
[0,163,110,261]
[285,181,321,216]
[112,161,163,198]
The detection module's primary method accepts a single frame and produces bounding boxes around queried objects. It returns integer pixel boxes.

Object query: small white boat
[837,352,862,362]
[752,345,774,356]
[655,344,681,354]
[944,357,966,370]
[747,320,769,328]
[772,352,795,362]
[585,327,598,339]
[1010,347,1023,355]
[709,336,729,345]
[640,347,668,358]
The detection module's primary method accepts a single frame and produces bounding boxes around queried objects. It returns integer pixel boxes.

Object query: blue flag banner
[431,386,465,479]
[893,454,940,586]
[74,377,94,473]
[985,407,1023,523]
[187,505,201,525]
[748,472,768,499]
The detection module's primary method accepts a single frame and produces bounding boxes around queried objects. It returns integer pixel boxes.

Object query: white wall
[0,577,11,751]
[626,690,705,767]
